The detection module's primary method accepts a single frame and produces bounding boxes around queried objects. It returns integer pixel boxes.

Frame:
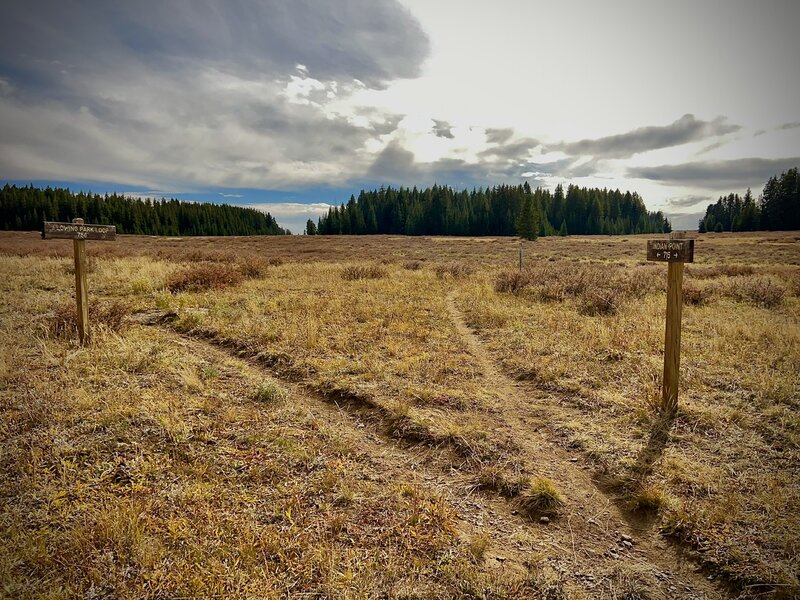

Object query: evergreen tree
[0,184,288,235]
[515,195,538,240]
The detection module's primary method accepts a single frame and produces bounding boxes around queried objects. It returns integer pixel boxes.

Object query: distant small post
[646,231,694,414]
[42,218,116,344]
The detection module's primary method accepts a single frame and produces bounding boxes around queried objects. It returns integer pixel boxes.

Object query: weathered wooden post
[647,231,694,414]
[42,218,116,344]
[519,241,524,272]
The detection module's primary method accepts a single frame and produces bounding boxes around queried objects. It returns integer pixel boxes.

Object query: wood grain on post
[662,231,685,413]
[72,218,89,344]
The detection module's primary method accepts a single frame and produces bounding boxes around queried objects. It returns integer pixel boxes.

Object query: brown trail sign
[647,232,693,414]
[42,219,116,344]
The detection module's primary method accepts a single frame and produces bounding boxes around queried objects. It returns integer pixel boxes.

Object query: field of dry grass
[1,230,798,598]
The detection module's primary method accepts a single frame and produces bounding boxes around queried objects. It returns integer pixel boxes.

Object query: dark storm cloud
[478,138,541,160]
[554,114,741,158]
[365,142,587,189]
[485,128,515,144]
[665,195,709,208]
[628,157,800,189]
[0,0,429,90]
[0,0,428,189]
[366,142,417,182]
[432,119,455,139]
[366,142,508,188]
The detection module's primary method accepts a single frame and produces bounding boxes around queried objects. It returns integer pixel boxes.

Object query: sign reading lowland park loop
[647,239,694,263]
[42,219,117,344]
[42,221,116,241]
[647,232,693,414]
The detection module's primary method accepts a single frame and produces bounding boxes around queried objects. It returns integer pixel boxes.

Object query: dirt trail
[444,293,729,599]
[148,309,730,599]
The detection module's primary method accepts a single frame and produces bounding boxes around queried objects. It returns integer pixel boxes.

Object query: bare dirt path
[149,309,730,599]
[444,293,729,599]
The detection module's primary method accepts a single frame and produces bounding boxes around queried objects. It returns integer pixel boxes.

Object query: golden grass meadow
[1,230,798,599]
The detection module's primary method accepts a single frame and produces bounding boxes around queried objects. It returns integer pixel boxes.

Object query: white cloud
[247,202,334,234]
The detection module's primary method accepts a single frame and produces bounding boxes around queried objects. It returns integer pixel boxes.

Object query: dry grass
[2,230,799,596]
[516,477,565,518]
[434,261,475,279]
[0,256,547,598]
[456,242,800,591]
[494,261,657,316]
[49,299,130,337]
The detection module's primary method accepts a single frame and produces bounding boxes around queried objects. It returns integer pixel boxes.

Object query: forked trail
[444,293,728,599]
[148,295,731,599]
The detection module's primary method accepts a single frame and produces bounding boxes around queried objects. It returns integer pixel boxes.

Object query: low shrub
[434,262,474,279]
[341,264,387,281]
[49,300,130,337]
[237,257,270,279]
[578,289,619,316]
[402,260,423,271]
[724,276,786,308]
[495,261,657,314]
[682,282,713,306]
[686,264,756,279]
[494,270,530,294]
[166,263,243,293]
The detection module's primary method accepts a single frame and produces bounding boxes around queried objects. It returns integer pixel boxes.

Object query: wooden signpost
[647,232,694,414]
[42,219,116,344]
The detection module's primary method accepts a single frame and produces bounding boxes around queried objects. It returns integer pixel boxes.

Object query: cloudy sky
[1,0,798,232]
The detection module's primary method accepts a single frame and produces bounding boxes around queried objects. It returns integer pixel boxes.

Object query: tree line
[0,184,289,236]
[698,167,799,233]
[307,182,671,237]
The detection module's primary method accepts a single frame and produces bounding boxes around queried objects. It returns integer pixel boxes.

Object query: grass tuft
[516,477,565,518]
[253,381,289,404]
[467,532,490,562]
[470,465,527,497]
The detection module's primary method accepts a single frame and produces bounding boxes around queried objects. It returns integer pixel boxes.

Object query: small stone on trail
[570,457,578,462]
[621,534,633,543]
[495,556,506,562]
[539,516,550,524]
[621,540,633,549]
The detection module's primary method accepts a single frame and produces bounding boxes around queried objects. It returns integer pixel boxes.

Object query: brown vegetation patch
[434,262,474,279]
[686,264,755,279]
[166,262,243,292]
[341,264,387,281]
[402,259,423,271]
[49,300,130,337]
[722,276,786,308]
[682,281,713,306]
[495,261,658,315]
